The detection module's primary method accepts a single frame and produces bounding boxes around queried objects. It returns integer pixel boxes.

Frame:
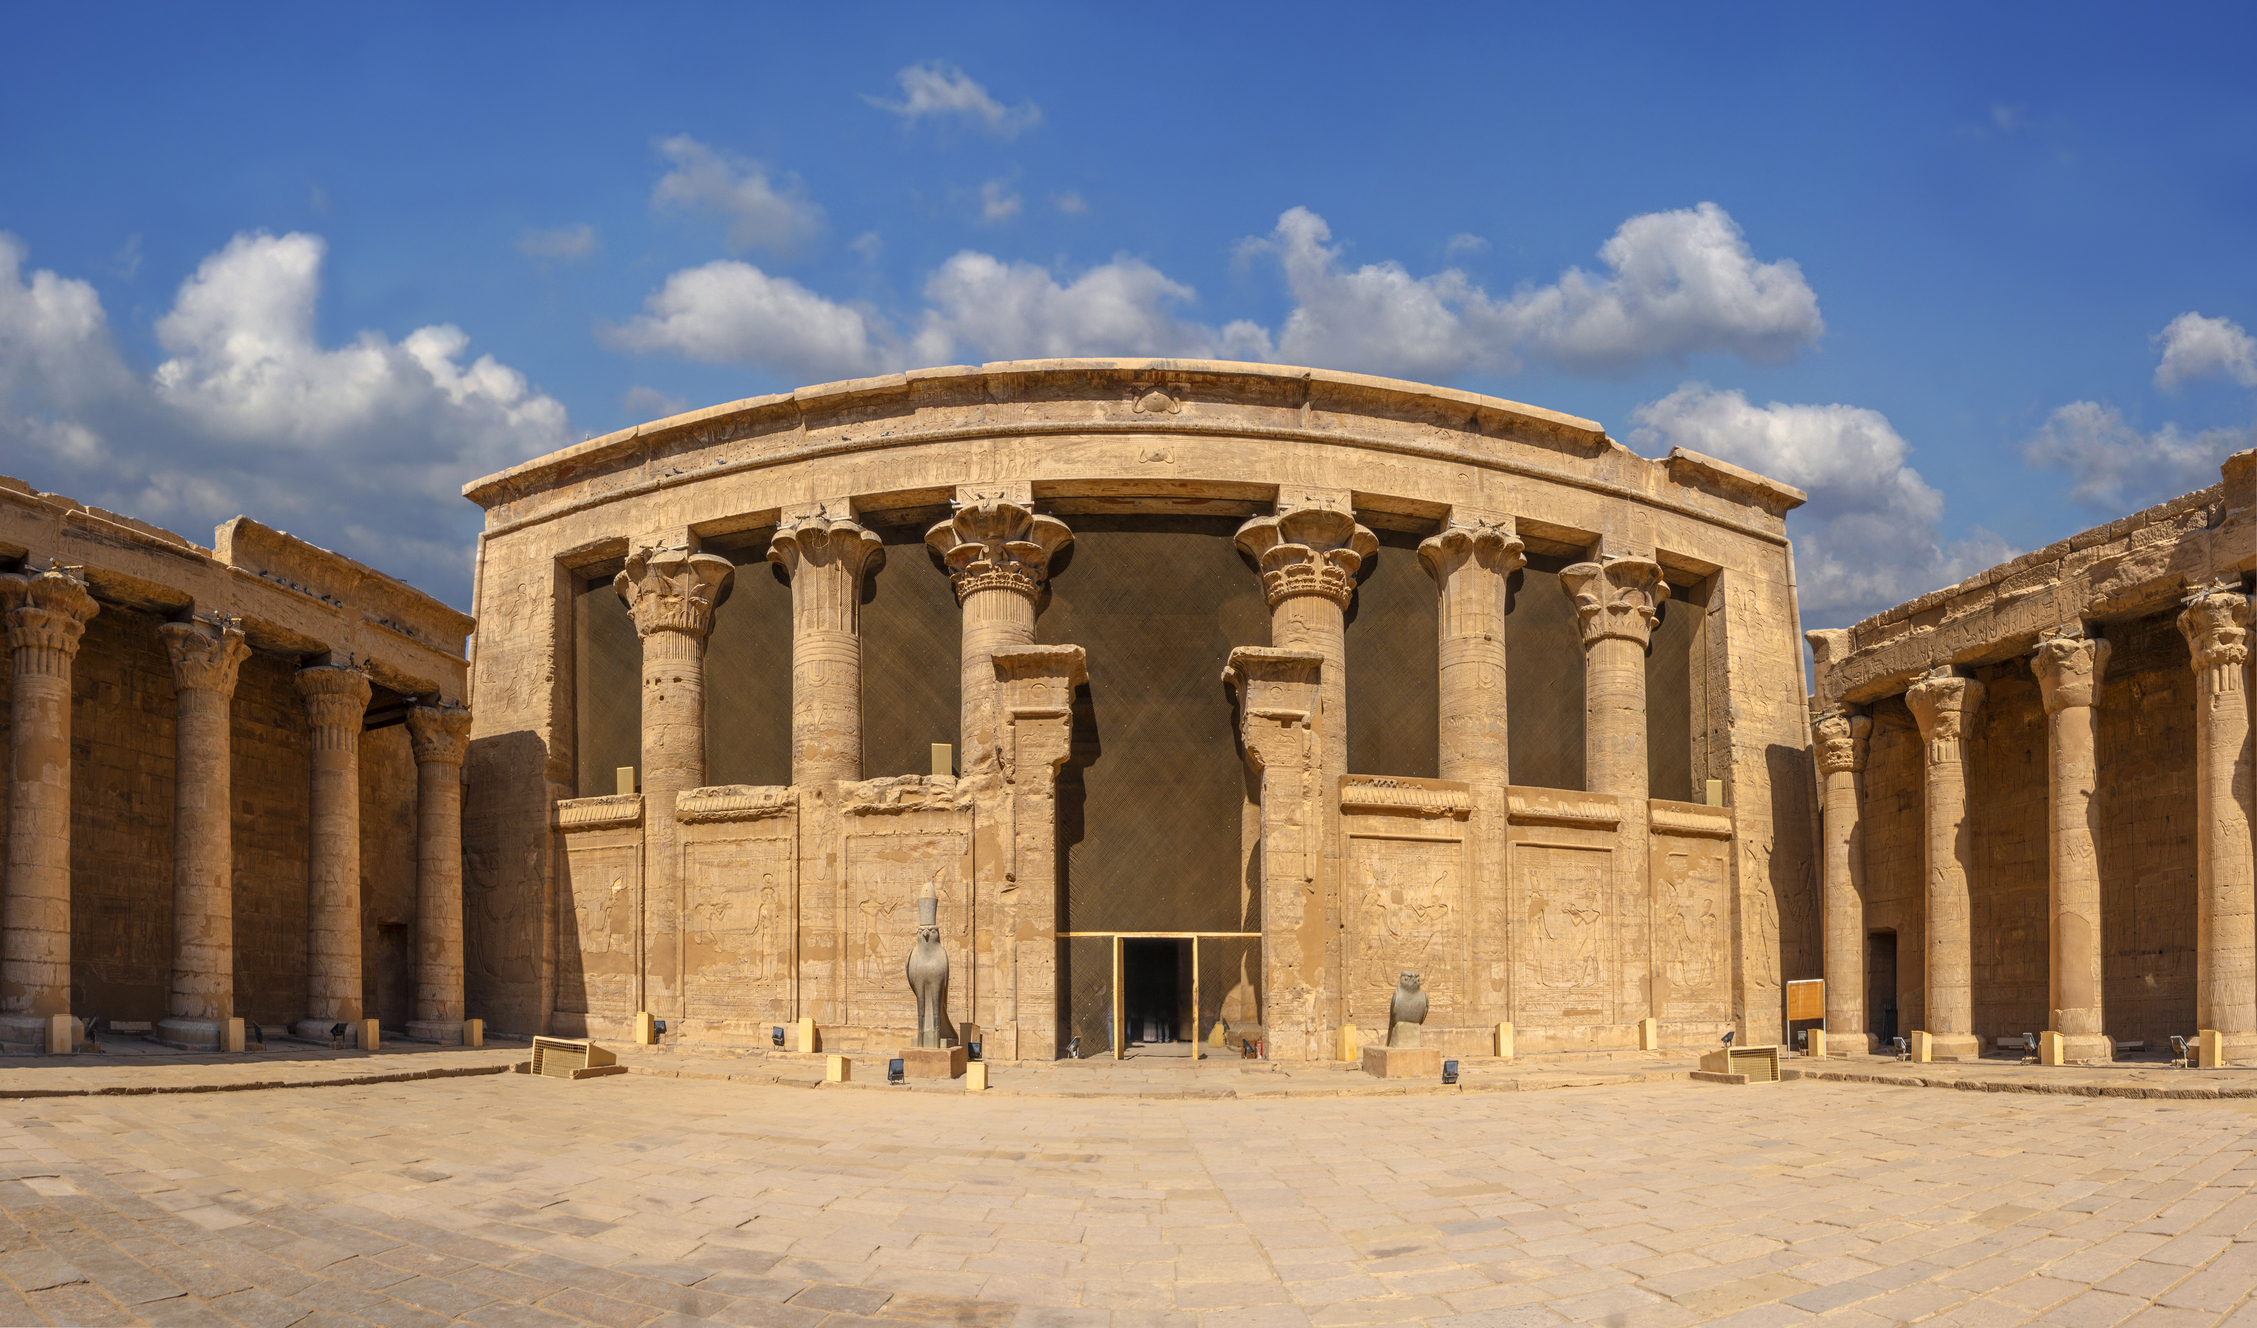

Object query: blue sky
[3,5,2252,620]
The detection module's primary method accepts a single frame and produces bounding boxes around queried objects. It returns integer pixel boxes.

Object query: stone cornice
[554,794,643,830]
[676,785,796,823]
[1648,800,1735,839]
[839,774,972,816]
[1339,776,1472,819]
[1506,787,1621,829]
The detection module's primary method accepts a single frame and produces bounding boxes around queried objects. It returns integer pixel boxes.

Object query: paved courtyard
[3,1072,2257,1327]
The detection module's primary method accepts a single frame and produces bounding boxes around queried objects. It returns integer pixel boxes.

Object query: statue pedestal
[1360,1046,1441,1079]
[900,1046,967,1079]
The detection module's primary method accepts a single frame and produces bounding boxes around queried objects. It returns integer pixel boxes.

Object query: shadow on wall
[465,729,556,1036]
[1764,740,1820,1026]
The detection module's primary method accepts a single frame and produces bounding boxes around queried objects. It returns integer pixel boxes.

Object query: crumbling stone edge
[1788,1067,2257,1100]
[1,1063,510,1100]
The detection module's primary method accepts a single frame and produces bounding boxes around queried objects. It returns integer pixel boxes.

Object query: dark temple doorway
[1119,938,1194,1057]
[1867,930,1899,1043]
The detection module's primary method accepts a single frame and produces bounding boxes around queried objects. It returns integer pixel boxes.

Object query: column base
[2215,1032,2257,1066]
[2059,1033,2113,1065]
[1925,1032,1982,1061]
[0,1014,74,1053]
[154,1018,222,1051]
[404,1020,464,1045]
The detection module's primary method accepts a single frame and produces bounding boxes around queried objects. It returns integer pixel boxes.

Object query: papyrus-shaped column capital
[407,702,473,767]
[295,664,373,742]
[1,568,98,669]
[614,544,734,639]
[1417,520,1526,585]
[1560,555,1669,649]
[926,500,1072,603]
[160,618,250,696]
[768,515,885,590]
[1235,509,1377,610]
[2179,582,2253,676]
[2032,631,2111,714]
[1812,708,1873,776]
[1906,667,1985,760]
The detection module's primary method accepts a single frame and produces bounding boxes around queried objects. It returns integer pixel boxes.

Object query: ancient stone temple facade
[466,361,1817,1060]
[1809,451,2255,1061]
[0,477,473,1050]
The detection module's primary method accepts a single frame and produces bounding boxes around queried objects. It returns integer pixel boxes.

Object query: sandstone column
[2031,630,2112,1063]
[406,702,472,1044]
[926,499,1073,779]
[293,663,372,1039]
[767,514,884,785]
[1235,503,1376,794]
[1812,706,1873,1047]
[1559,555,1668,800]
[614,544,733,1021]
[1905,667,1984,1061]
[0,569,98,1050]
[155,618,250,1050]
[2179,584,2256,1060]
[1419,519,1524,786]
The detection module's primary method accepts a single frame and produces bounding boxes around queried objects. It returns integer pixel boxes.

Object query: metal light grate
[531,1036,589,1078]
[1729,1045,1782,1083]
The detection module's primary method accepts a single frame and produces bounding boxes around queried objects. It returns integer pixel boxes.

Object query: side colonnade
[1812,532,2254,1062]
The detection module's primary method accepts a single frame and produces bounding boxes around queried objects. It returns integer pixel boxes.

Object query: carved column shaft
[2034,633,2111,1061]
[616,544,733,1021]
[769,517,883,786]
[928,500,1072,782]
[1813,708,1872,1041]
[294,664,371,1036]
[407,703,472,1042]
[156,620,249,1049]
[1421,524,1523,787]
[2180,587,2255,1053]
[992,645,1085,1061]
[1907,668,1984,1059]
[0,570,97,1045]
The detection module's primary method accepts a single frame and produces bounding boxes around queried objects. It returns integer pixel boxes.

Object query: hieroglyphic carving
[845,831,970,1030]
[1653,838,1731,1022]
[556,842,638,1016]
[1513,845,1614,1024]
[683,834,793,1021]
[1348,837,1462,1026]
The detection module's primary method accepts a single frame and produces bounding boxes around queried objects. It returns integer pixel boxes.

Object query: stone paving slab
[6,1067,2257,1324]
[0,1043,527,1099]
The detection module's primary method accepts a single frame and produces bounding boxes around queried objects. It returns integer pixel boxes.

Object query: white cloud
[0,231,571,607]
[849,231,883,263]
[865,63,1041,139]
[978,178,1023,223]
[2153,311,2257,390]
[1052,191,1089,217]
[606,203,1820,395]
[1443,233,1488,258]
[2022,399,2253,509]
[517,223,598,263]
[601,259,912,382]
[1241,203,1822,380]
[1631,383,2009,626]
[651,135,824,254]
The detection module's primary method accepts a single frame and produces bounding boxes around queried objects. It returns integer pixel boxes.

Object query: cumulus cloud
[1631,384,2009,626]
[0,231,571,606]
[517,223,598,263]
[1245,203,1822,380]
[2022,400,2253,509]
[651,135,824,254]
[2153,311,2257,390]
[606,203,1820,392]
[865,63,1041,138]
